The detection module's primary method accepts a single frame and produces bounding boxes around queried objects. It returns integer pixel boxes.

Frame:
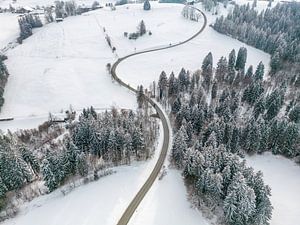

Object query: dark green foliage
[143,0,151,10]
[235,47,247,71]
[289,105,300,123]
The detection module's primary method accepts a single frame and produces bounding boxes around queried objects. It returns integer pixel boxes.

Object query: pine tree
[20,145,40,175]
[0,177,7,198]
[158,71,168,100]
[143,0,151,10]
[289,105,300,123]
[235,47,247,71]
[228,49,236,70]
[138,20,146,36]
[254,61,265,80]
[216,56,228,82]
[224,172,256,225]
[172,126,188,168]
[201,52,213,90]
[76,152,88,177]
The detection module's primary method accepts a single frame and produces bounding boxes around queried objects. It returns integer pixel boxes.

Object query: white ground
[116,3,271,88]
[0,0,107,9]
[0,13,19,49]
[246,153,300,225]
[0,10,137,120]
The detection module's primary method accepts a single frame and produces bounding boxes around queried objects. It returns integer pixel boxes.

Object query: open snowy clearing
[246,153,300,225]
[0,9,138,122]
[116,4,270,88]
[88,2,200,57]
[0,13,19,49]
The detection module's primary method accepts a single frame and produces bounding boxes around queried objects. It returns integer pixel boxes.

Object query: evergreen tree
[138,20,146,36]
[201,52,213,90]
[20,146,40,175]
[76,152,88,177]
[143,0,151,10]
[254,61,265,80]
[235,47,247,71]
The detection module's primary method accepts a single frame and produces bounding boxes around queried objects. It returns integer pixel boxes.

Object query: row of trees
[18,14,43,43]
[182,5,201,22]
[213,2,300,87]
[0,107,158,212]
[153,48,300,224]
[0,55,9,110]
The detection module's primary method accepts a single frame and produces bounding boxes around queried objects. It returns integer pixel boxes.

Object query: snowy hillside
[116,4,270,88]
[0,10,137,120]
[0,13,18,49]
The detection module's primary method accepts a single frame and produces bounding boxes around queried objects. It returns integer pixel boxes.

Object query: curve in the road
[111,6,207,225]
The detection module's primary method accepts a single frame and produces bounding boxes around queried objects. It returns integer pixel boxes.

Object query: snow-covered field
[0,0,107,8]
[246,153,300,225]
[0,9,138,121]
[116,3,270,88]
[0,13,19,49]
[88,2,200,57]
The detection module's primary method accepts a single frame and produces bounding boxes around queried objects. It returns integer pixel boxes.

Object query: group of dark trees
[127,20,148,40]
[0,55,9,110]
[213,2,300,87]
[0,107,158,212]
[54,0,76,18]
[182,5,201,22]
[154,46,300,223]
[18,14,43,43]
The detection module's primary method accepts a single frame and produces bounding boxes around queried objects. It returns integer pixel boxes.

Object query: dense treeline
[0,107,158,215]
[0,55,9,110]
[213,2,300,85]
[18,14,43,43]
[153,47,300,224]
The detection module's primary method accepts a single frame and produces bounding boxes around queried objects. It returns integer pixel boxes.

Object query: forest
[152,42,299,223]
[0,106,158,219]
[213,2,300,89]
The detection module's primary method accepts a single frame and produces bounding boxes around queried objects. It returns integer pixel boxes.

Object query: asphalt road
[111,6,207,225]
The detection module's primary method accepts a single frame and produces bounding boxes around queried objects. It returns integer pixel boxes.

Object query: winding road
[111,6,207,225]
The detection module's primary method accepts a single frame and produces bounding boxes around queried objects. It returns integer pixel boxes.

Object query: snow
[0,0,110,9]
[87,2,200,57]
[0,11,136,122]
[116,3,270,88]
[129,169,210,225]
[0,13,19,49]
[246,152,300,225]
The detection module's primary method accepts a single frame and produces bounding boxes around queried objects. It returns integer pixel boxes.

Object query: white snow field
[246,153,300,225]
[129,169,210,225]
[88,2,200,57]
[116,3,271,88]
[0,0,108,9]
[0,13,19,49]
[0,9,137,121]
